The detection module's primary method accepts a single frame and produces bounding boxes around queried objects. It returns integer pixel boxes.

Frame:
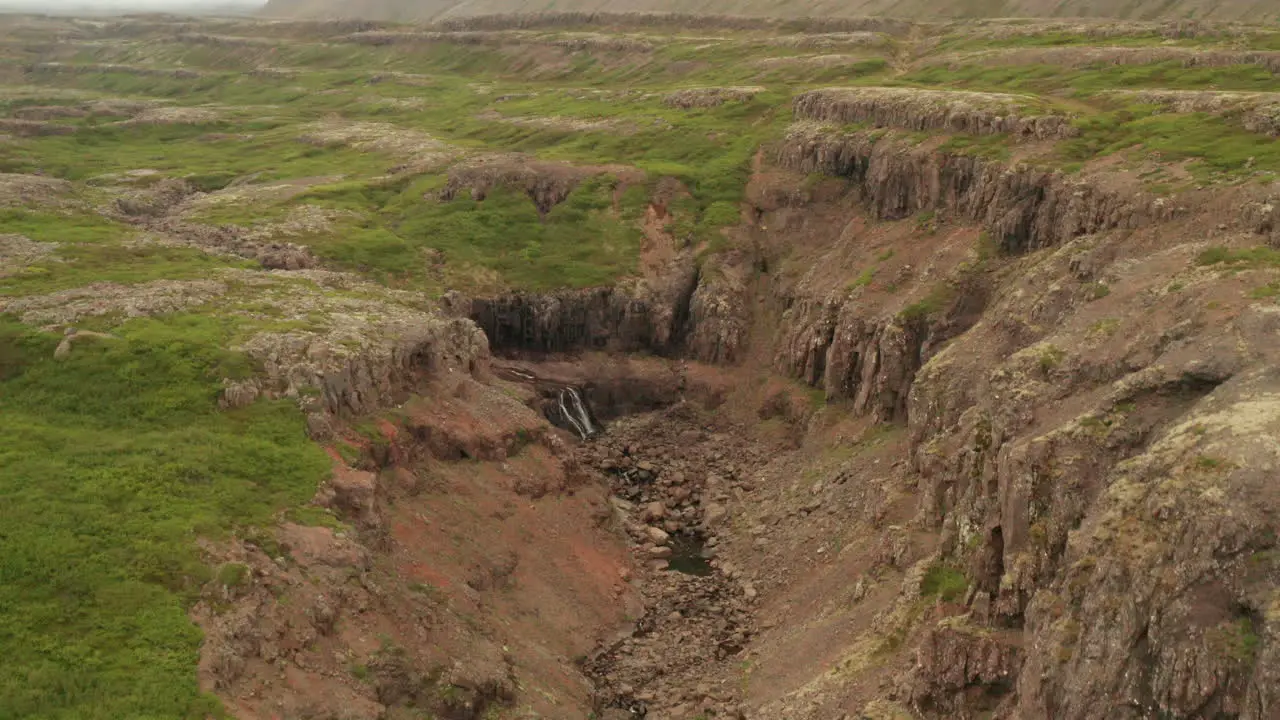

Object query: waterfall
[557,387,597,439]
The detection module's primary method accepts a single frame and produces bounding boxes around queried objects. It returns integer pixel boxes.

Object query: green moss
[899,283,954,321]
[3,243,253,298]
[1059,109,1280,183]
[1194,454,1230,471]
[1250,280,1280,299]
[1089,318,1120,335]
[0,209,126,245]
[920,563,969,602]
[1038,345,1067,374]
[0,314,329,719]
[285,506,348,530]
[215,562,249,588]
[1198,246,1280,268]
[1211,617,1261,663]
[847,267,875,290]
[336,441,362,466]
[938,133,1012,161]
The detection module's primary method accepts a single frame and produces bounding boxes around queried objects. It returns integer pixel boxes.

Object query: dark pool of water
[666,535,713,576]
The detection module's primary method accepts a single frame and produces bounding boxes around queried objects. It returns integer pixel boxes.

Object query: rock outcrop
[910,624,1022,716]
[933,46,1280,72]
[238,303,489,418]
[469,280,686,355]
[1107,89,1280,136]
[663,86,762,109]
[793,87,1078,141]
[440,156,641,213]
[775,124,1175,252]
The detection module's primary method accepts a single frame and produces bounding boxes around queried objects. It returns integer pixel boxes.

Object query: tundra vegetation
[3,10,1280,719]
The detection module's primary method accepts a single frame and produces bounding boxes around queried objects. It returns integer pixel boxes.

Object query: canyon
[3,11,1280,720]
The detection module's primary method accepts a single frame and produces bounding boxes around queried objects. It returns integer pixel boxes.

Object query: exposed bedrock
[465,257,748,364]
[775,125,1179,253]
[439,156,645,214]
[770,275,988,421]
[467,279,691,355]
[793,87,1078,141]
[890,208,1280,716]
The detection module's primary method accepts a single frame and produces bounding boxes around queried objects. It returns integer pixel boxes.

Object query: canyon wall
[455,118,1280,717]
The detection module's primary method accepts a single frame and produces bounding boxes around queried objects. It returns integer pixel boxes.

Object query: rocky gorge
[183,104,1280,719]
[8,12,1280,720]
[402,116,1280,718]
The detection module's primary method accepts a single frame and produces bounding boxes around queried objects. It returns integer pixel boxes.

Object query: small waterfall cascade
[557,387,598,439]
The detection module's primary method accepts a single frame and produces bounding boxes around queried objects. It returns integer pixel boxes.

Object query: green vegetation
[336,440,362,465]
[920,562,969,603]
[1250,280,1280,299]
[1197,245,1280,268]
[848,267,875,290]
[938,133,1012,161]
[1038,345,1067,374]
[0,209,126,245]
[285,505,348,530]
[1193,454,1230,471]
[899,283,954,321]
[3,243,252,297]
[0,315,329,719]
[8,15,1280,719]
[1084,282,1111,300]
[1089,317,1120,335]
[903,60,1280,96]
[1211,617,1261,663]
[215,562,250,588]
[1059,109,1280,183]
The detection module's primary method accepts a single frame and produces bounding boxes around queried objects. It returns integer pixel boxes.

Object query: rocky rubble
[0,173,77,209]
[581,405,770,719]
[0,118,75,136]
[0,234,59,278]
[793,87,1077,141]
[145,216,319,270]
[663,86,762,109]
[762,31,891,48]
[297,120,456,170]
[26,61,204,79]
[119,106,220,125]
[0,279,226,326]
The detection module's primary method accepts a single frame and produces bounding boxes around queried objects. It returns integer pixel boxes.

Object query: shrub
[1038,345,1067,374]
[921,563,968,602]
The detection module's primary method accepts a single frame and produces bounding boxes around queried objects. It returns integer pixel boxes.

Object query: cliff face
[457,116,1280,716]
[899,226,1280,717]
[466,239,750,365]
[774,124,1178,253]
[793,88,1078,141]
[466,271,696,356]
[152,55,1280,719]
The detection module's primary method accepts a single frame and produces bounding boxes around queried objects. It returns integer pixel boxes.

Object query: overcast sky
[0,0,262,11]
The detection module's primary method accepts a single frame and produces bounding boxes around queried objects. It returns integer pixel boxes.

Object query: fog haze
[0,0,261,14]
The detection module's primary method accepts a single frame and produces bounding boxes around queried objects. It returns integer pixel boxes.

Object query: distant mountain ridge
[259,0,1280,24]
